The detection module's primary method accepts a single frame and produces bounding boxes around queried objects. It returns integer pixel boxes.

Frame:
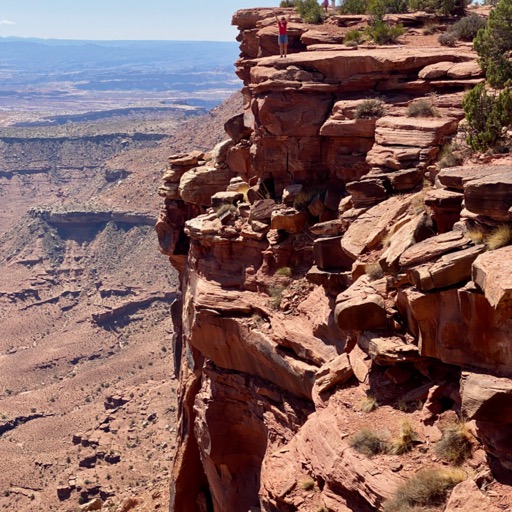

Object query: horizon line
[0,36,238,44]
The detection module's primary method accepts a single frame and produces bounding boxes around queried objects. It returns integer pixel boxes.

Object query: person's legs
[283,42,288,57]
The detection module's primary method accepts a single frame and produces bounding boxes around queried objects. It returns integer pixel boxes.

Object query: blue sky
[0,0,278,41]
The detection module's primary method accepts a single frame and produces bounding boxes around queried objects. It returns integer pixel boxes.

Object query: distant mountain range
[0,38,241,117]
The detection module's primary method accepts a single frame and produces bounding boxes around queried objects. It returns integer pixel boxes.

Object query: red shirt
[278,20,287,35]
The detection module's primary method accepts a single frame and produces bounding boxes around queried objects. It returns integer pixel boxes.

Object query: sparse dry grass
[485,224,512,250]
[215,203,236,218]
[300,478,316,491]
[355,99,385,120]
[268,284,285,309]
[365,262,384,281]
[276,266,292,278]
[358,396,379,413]
[389,420,419,455]
[407,99,439,118]
[466,225,486,245]
[349,428,388,456]
[383,468,466,512]
[434,422,473,465]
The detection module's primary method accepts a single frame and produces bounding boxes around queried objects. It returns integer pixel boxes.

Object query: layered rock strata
[157,8,512,511]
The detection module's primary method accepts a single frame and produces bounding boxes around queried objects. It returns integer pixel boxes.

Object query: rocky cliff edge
[157,8,512,512]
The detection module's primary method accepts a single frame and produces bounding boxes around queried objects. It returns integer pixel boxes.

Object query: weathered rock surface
[161,8,512,512]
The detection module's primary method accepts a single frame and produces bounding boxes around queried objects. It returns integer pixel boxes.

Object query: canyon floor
[0,92,241,511]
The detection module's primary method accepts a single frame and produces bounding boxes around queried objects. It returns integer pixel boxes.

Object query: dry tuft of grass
[466,225,486,245]
[484,224,512,250]
[383,468,466,512]
[355,99,385,120]
[349,428,388,457]
[268,284,285,310]
[358,396,379,413]
[300,478,316,491]
[434,422,473,466]
[407,99,439,118]
[215,204,237,218]
[276,266,292,278]
[389,420,419,455]
[365,262,384,281]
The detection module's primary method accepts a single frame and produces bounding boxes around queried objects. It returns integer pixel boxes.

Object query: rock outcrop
[158,7,512,512]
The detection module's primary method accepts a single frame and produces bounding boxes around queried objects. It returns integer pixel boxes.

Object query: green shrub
[474,0,512,87]
[339,0,369,14]
[349,428,388,456]
[269,284,285,309]
[372,0,408,13]
[434,423,473,465]
[296,0,323,23]
[408,0,466,14]
[463,83,512,151]
[355,99,385,119]
[344,29,364,44]
[366,19,405,44]
[449,14,486,41]
[406,99,438,117]
[439,32,458,46]
[383,468,466,511]
[276,266,292,277]
[280,0,296,6]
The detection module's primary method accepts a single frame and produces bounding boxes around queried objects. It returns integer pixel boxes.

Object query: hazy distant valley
[0,38,240,511]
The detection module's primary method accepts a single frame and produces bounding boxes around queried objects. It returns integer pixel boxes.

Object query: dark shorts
[278,34,288,44]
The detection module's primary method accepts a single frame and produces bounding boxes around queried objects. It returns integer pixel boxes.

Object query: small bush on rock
[349,428,388,456]
[434,423,473,465]
[355,99,385,119]
[389,420,419,455]
[463,83,512,152]
[339,0,369,14]
[449,14,486,41]
[295,0,323,23]
[439,32,458,46]
[383,468,466,511]
[344,29,364,44]
[407,99,439,118]
[366,19,405,44]
[358,395,379,412]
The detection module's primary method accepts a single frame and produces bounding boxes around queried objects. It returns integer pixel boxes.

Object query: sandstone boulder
[341,195,412,259]
[437,164,512,191]
[375,116,458,148]
[464,171,512,221]
[313,353,353,395]
[445,480,500,512]
[472,246,512,309]
[461,372,512,423]
[399,230,471,268]
[314,235,354,271]
[335,277,387,331]
[271,207,307,233]
[346,178,387,208]
[180,166,236,206]
[409,245,485,292]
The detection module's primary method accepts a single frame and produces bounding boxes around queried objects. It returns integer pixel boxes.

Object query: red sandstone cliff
[158,8,512,511]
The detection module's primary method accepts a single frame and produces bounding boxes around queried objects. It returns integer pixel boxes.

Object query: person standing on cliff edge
[275,12,290,58]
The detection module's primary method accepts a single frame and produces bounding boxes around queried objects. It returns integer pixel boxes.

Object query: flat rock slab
[472,246,512,309]
[462,371,512,423]
[399,231,471,268]
[341,195,410,259]
[464,171,512,221]
[409,244,485,291]
[375,116,458,148]
[437,164,512,191]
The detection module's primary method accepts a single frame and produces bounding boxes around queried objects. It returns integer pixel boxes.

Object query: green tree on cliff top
[474,0,512,87]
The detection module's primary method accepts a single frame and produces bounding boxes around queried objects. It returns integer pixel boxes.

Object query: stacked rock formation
[157,8,512,512]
